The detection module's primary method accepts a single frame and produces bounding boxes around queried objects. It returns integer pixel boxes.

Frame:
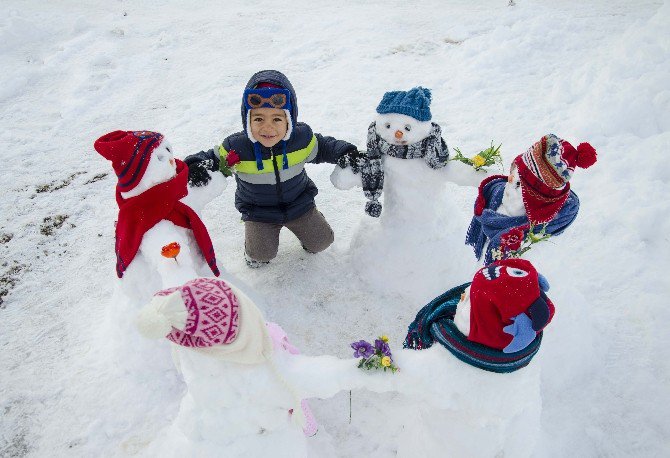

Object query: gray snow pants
[244,207,334,262]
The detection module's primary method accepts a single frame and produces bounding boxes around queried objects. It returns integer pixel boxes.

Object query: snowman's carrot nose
[395,130,403,139]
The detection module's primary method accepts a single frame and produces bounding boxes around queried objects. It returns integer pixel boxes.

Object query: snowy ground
[1,0,669,456]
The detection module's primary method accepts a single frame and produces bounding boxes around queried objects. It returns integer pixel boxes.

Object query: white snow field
[1,0,669,456]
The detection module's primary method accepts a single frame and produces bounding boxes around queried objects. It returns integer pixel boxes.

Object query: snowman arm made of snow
[440,159,497,187]
[277,347,538,414]
[331,150,496,191]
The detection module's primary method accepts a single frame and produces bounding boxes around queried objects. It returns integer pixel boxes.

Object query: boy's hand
[185,151,220,187]
[337,149,364,174]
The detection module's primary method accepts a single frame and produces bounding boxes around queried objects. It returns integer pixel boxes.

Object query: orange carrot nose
[395,130,403,139]
[169,158,175,166]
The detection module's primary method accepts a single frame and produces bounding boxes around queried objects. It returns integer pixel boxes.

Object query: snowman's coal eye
[166,147,171,153]
[506,267,528,277]
[385,123,391,129]
[156,154,166,162]
[404,125,412,132]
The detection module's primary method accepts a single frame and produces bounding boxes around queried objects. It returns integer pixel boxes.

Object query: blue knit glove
[502,313,536,353]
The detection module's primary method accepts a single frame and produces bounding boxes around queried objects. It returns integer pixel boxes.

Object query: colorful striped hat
[514,134,597,224]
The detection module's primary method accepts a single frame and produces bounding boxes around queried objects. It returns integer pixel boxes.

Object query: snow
[1,0,669,457]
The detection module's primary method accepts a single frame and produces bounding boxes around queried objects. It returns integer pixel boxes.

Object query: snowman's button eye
[506,267,528,277]
[385,123,391,129]
[404,125,411,132]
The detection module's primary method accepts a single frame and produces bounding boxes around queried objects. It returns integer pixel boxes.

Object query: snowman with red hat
[466,133,597,265]
[94,130,225,300]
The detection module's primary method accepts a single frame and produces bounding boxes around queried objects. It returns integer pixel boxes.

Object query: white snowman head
[375,86,433,146]
[375,112,433,146]
[499,163,526,217]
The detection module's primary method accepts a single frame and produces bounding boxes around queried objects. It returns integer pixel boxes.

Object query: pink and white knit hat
[137,277,239,347]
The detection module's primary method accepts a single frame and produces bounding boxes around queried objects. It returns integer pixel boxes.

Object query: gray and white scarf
[360,121,450,217]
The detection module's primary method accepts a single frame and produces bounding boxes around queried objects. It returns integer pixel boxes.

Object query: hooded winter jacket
[190,70,357,223]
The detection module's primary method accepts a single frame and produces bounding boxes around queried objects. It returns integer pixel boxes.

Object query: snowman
[465,134,597,265]
[94,130,226,302]
[135,277,320,457]
[275,257,554,456]
[331,88,487,299]
[332,86,485,220]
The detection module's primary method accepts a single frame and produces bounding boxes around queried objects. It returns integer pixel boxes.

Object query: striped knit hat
[94,130,164,193]
[514,134,597,224]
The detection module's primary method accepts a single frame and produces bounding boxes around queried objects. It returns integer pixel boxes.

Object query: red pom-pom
[576,143,597,169]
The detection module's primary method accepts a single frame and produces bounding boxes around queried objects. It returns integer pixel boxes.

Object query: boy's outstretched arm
[312,132,359,165]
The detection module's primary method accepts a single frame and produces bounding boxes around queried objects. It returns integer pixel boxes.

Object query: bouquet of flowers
[350,335,399,373]
[220,150,241,177]
[451,141,504,172]
[491,224,552,261]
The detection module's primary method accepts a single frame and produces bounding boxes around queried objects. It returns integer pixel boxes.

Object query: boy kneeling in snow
[186,70,359,267]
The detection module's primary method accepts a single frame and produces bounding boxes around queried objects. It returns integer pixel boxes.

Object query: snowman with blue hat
[332,87,489,298]
[332,86,486,220]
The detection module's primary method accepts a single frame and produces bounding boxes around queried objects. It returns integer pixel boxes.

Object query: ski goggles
[243,88,292,110]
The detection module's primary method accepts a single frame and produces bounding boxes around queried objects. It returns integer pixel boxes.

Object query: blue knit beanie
[376,87,432,122]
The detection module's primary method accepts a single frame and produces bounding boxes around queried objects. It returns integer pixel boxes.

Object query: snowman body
[163,346,310,456]
[336,113,483,299]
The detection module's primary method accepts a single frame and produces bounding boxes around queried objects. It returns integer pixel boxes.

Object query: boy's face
[249,108,288,148]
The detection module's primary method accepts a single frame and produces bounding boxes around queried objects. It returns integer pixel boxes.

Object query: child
[186,70,359,267]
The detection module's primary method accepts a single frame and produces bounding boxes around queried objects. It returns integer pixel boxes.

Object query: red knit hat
[94,130,164,193]
[514,134,597,224]
[468,258,554,351]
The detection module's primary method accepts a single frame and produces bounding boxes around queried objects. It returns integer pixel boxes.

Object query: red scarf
[114,160,220,278]
[514,157,570,225]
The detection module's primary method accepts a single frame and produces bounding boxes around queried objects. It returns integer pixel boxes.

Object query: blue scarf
[465,177,580,264]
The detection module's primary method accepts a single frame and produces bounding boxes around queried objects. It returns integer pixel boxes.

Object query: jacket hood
[241,70,299,133]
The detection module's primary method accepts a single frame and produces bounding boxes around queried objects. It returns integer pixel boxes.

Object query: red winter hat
[94,130,164,193]
[467,258,554,350]
[514,134,597,224]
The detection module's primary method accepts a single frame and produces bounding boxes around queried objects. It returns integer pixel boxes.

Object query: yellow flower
[381,356,391,367]
[380,335,389,343]
[472,154,486,168]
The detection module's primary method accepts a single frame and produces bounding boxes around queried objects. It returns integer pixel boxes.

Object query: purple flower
[374,339,392,357]
[351,340,374,358]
